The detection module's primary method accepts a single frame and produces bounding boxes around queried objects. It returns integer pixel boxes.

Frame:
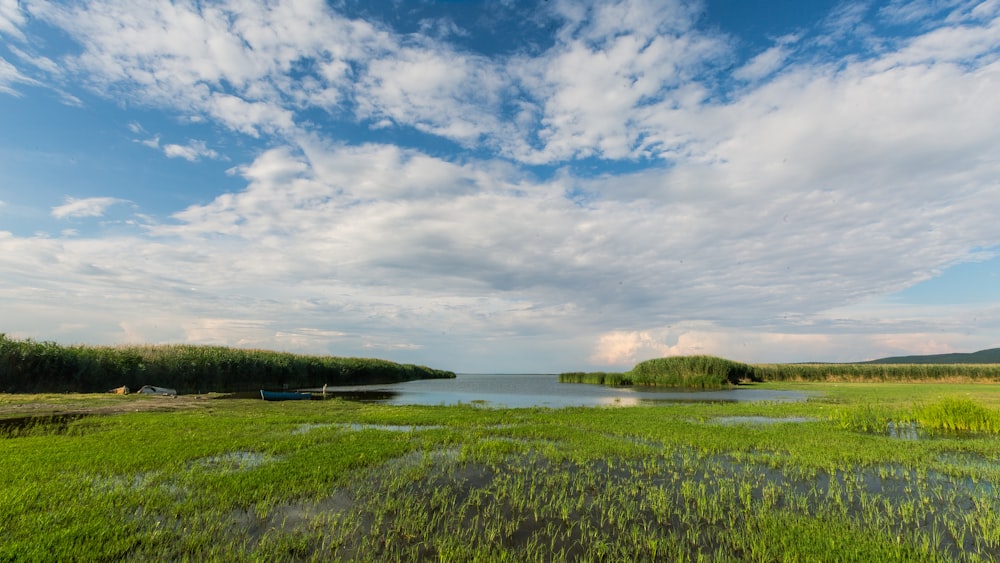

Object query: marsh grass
[561,355,757,388]
[836,403,898,434]
[916,398,1000,434]
[3,386,1000,560]
[833,396,1000,438]
[754,362,1000,383]
[0,334,454,393]
[563,357,1000,389]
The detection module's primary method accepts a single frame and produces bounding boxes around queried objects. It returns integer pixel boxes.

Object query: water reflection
[302,374,807,409]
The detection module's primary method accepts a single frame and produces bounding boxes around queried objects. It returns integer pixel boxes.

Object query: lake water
[306,373,808,408]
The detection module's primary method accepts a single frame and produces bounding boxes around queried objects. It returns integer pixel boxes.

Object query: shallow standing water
[306,373,807,408]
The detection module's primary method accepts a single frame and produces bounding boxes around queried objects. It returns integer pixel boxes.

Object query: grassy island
[0,334,455,394]
[561,355,757,388]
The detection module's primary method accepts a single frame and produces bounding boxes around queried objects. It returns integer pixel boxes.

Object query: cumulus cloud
[51,197,129,219]
[582,326,762,366]
[29,0,381,136]
[356,44,508,146]
[589,330,672,365]
[508,0,728,163]
[2,0,1000,370]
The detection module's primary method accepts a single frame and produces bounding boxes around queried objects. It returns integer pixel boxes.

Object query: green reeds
[836,403,896,434]
[753,362,1000,383]
[563,356,1000,388]
[629,355,758,387]
[561,355,757,388]
[0,334,454,393]
[557,371,629,385]
[835,397,1000,436]
[915,398,1000,434]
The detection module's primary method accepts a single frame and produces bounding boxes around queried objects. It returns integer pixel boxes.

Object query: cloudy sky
[1,0,999,373]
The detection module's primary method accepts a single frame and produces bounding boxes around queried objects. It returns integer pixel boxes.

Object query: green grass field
[3,383,1000,561]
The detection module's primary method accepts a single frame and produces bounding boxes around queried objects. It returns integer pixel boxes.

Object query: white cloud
[587,323,1000,366]
[51,197,129,219]
[356,45,507,146]
[134,133,222,161]
[821,1,876,42]
[0,0,26,40]
[3,1,1000,370]
[589,330,672,365]
[163,140,221,162]
[0,55,37,95]
[23,0,728,163]
[876,9,1000,66]
[28,0,384,137]
[4,120,1000,369]
[590,327,767,366]
[6,44,61,75]
[879,0,967,24]
[139,135,160,149]
[509,0,728,163]
[733,45,791,82]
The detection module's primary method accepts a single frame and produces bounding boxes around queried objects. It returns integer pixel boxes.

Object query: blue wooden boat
[260,390,312,401]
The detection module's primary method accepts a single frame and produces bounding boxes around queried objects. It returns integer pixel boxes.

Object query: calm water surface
[310,374,807,408]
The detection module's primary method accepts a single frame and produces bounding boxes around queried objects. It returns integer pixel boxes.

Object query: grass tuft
[915,398,1000,435]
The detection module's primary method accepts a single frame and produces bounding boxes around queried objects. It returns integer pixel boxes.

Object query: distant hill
[865,348,1000,364]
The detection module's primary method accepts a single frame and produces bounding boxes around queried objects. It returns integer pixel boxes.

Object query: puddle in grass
[341,423,444,432]
[192,450,274,471]
[135,440,1000,561]
[711,416,815,425]
[292,422,445,434]
[887,421,925,440]
[264,450,997,560]
[292,422,335,434]
[936,452,1000,472]
[91,471,159,494]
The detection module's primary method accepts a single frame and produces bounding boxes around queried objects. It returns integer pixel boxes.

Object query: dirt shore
[0,392,226,419]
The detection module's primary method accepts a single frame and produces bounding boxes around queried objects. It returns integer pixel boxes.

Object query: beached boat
[259,390,312,401]
[136,385,177,396]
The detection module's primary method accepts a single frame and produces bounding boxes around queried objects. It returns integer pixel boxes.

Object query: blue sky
[1,0,999,373]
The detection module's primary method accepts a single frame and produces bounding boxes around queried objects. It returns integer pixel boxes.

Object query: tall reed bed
[752,362,1000,383]
[561,355,757,388]
[562,356,1000,388]
[0,334,454,393]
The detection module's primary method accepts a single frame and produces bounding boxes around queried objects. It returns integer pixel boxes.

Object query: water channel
[306,373,808,408]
